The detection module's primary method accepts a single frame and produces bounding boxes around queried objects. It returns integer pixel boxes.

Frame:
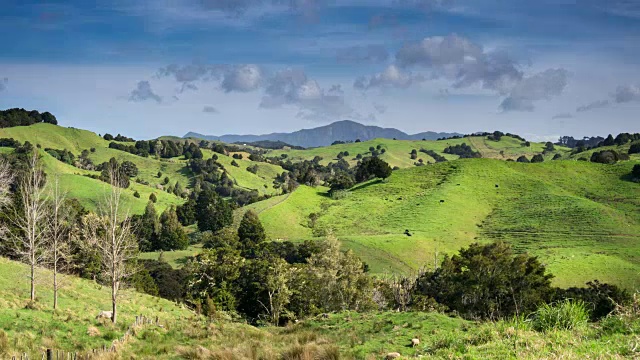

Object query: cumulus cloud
[576,99,610,112]
[129,81,162,103]
[354,33,567,111]
[552,113,573,120]
[336,45,389,64]
[354,65,426,90]
[576,84,640,113]
[395,34,523,94]
[0,77,7,92]
[221,64,264,93]
[500,69,569,112]
[203,105,219,113]
[260,68,356,121]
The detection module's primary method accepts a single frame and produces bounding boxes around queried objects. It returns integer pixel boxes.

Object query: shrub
[552,154,562,160]
[149,193,157,203]
[133,191,140,198]
[414,242,553,320]
[633,164,640,179]
[629,143,640,155]
[556,280,631,320]
[516,155,530,163]
[531,154,544,163]
[531,300,590,332]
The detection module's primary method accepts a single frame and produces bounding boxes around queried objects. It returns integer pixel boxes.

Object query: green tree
[327,173,355,193]
[629,143,640,155]
[135,201,160,251]
[414,242,553,320]
[157,207,189,251]
[176,197,197,226]
[173,181,184,197]
[196,188,233,233]
[185,247,244,311]
[149,193,157,203]
[238,210,266,258]
[544,142,555,152]
[355,157,392,182]
[531,154,544,163]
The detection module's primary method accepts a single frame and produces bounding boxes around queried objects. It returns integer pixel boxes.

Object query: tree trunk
[53,259,58,310]
[112,280,117,324]
[30,261,35,301]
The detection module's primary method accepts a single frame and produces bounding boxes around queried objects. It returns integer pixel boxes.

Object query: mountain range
[184,120,462,148]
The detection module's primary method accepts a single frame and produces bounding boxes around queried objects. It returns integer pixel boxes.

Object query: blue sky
[0,0,639,140]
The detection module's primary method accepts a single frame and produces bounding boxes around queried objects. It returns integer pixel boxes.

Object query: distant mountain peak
[185,120,461,148]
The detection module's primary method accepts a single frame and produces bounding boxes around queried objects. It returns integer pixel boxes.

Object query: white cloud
[500,69,569,112]
[221,64,264,92]
[354,64,426,90]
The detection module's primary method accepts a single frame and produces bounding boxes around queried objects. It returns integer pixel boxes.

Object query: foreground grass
[0,257,192,357]
[3,257,640,359]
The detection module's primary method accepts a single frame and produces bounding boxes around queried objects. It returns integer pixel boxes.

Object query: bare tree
[0,157,14,237]
[9,152,49,302]
[84,165,138,324]
[48,176,70,310]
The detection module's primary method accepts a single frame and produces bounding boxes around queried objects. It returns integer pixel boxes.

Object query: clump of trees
[420,149,447,163]
[355,157,392,182]
[45,148,75,165]
[443,143,481,158]
[0,108,57,128]
[96,158,139,188]
[590,150,628,164]
[109,140,203,159]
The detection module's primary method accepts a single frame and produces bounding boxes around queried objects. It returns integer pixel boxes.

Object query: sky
[0,0,639,141]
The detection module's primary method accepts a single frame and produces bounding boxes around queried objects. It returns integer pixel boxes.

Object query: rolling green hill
[247,159,640,288]
[0,124,285,213]
[267,136,572,169]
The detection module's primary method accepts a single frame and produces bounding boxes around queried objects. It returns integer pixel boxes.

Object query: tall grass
[531,300,590,332]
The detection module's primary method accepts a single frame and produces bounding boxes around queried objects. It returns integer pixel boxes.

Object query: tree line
[0,108,58,128]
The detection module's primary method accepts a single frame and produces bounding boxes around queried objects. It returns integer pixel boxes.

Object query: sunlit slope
[268,136,571,168]
[0,123,109,152]
[202,149,284,195]
[0,257,192,356]
[252,159,640,288]
[40,151,184,214]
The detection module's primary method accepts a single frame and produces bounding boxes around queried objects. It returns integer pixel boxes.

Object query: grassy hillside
[202,149,283,195]
[0,257,192,356]
[249,159,640,288]
[268,136,571,169]
[0,124,286,213]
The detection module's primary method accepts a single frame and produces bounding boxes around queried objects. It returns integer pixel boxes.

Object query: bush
[531,300,590,332]
[633,164,640,179]
[516,155,530,163]
[149,193,157,203]
[414,242,553,320]
[531,154,544,163]
[556,280,631,320]
[133,191,140,198]
[629,143,640,155]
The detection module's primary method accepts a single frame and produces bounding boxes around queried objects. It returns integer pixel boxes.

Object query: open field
[249,159,640,288]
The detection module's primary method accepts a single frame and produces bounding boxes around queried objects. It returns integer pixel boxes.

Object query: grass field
[249,159,640,288]
[267,136,572,169]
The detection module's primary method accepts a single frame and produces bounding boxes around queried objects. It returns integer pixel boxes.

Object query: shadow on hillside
[619,173,639,183]
[350,178,383,192]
